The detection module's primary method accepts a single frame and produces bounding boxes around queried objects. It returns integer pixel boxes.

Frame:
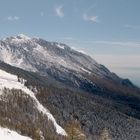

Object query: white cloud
[6,16,20,21]
[125,24,140,30]
[83,13,99,23]
[55,5,64,18]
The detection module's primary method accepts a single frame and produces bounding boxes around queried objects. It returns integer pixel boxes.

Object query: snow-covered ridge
[0,34,118,82]
[0,69,67,136]
[0,126,32,140]
[0,34,96,74]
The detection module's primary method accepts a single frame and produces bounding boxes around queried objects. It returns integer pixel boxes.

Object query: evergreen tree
[99,128,111,140]
[65,121,86,140]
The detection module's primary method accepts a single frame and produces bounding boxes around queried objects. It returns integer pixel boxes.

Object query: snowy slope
[0,69,67,136]
[0,126,32,140]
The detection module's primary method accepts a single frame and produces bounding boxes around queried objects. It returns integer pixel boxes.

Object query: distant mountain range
[0,34,140,140]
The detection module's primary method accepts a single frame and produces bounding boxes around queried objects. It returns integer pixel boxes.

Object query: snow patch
[80,67,91,74]
[0,126,32,140]
[56,44,65,49]
[17,34,31,40]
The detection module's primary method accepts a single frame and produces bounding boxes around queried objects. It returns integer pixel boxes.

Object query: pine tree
[99,128,111,140]
[65,121,86,140]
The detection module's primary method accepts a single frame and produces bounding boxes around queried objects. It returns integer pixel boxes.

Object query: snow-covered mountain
[0,34,135,94]
[0,34,96,72]
[0,34,120,78]
[0,34,140,140]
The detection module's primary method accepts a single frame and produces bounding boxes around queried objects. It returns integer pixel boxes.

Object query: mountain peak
[16,34,31,40]
[2,34,31,42]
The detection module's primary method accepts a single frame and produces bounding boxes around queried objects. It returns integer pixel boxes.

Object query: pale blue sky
[0,0,140,86]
